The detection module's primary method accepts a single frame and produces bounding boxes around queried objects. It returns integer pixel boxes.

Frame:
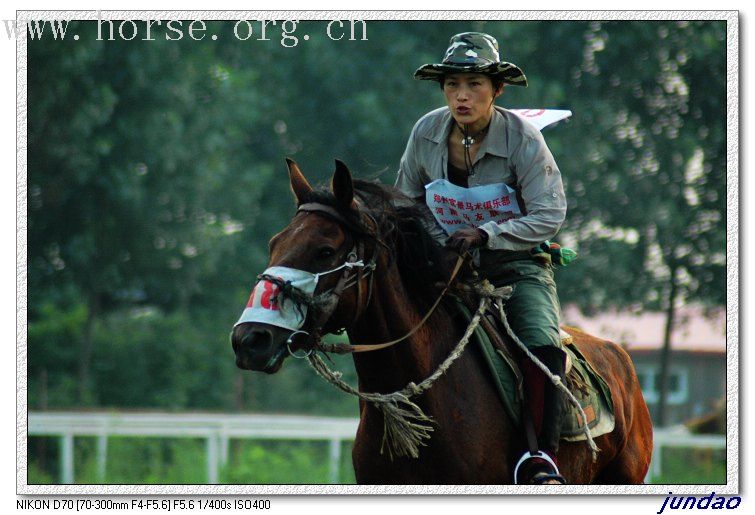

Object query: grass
[28,436,356,485]
[648,447,727,485]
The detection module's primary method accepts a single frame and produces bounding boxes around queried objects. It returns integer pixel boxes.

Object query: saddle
[452,300,616,442]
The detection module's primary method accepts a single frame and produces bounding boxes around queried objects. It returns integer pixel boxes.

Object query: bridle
[272,201,464,359]
[281,201,379,357]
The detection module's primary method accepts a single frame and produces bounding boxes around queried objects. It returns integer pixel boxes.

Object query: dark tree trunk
[77,291,100,404]
[39,368,48,410]
[657,263,679,427]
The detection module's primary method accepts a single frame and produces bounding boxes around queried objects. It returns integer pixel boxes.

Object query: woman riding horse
[395,32,569,484]
[231,160,652,484]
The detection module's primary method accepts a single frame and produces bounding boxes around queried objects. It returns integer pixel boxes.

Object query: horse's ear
[286,158,312,205]
[332,159,356,210]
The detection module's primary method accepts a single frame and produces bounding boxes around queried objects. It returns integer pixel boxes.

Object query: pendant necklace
[458,122,490,149]
[458,121,491,176]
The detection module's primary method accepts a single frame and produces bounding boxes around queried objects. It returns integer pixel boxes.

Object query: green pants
[478,256,563,351]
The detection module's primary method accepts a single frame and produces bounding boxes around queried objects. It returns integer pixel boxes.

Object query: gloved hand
[445,227,489,253]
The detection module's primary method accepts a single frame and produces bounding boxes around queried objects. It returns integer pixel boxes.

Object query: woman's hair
[439,75,504,95]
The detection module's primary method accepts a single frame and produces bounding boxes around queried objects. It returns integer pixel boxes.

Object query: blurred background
[25,19,727,485]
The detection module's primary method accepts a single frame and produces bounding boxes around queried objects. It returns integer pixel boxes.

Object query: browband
[297,202,350,223]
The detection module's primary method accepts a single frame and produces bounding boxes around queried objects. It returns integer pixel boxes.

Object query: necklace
[458,122,490,149]
[456,120,491,177]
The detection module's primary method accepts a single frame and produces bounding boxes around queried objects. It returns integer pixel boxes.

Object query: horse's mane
[300,180,449,304]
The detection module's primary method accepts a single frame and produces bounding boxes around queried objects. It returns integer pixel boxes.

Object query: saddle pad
[559,342,616,441]
[453,302,615,442]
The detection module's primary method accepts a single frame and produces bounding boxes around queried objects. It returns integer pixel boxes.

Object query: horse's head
[231,158,378,373]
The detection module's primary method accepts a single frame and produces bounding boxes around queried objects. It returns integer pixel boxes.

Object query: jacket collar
[419,106,510,158]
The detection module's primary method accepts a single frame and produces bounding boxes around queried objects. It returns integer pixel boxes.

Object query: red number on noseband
[260,280,280,311]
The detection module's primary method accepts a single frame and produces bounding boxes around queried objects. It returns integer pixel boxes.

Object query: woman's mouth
[456,106,471,115]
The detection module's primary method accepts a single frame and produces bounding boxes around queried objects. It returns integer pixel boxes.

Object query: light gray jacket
[395,106,567,252]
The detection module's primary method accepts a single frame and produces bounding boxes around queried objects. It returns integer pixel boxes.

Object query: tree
[553,21,727,425]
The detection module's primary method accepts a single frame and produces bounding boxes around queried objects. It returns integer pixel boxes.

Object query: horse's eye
[317,247,335,260]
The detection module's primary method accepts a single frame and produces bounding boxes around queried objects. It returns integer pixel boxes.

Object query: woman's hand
[444,227,489,252]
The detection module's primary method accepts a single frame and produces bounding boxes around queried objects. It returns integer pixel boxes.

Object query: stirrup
[513,451,565,485]
[531,471,567,485]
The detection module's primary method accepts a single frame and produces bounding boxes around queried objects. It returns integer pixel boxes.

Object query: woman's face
[443,73,500,127]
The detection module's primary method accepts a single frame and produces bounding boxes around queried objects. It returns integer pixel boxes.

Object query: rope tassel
[375,393,435,459]
[307,293,492,460]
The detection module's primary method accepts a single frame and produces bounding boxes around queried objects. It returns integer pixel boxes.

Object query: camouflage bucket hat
[414,32,528,87]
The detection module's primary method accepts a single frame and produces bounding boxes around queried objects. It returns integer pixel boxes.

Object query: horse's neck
[348,266,461,394]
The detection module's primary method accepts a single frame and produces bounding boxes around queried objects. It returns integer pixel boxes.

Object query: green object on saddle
[530,240,577,267]
[453,301,615,439]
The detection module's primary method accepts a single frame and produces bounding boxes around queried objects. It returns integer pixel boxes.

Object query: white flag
[509,109,572,131]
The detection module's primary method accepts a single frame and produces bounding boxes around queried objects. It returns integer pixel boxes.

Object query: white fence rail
[28,412,359,485]
[28,412,726,485]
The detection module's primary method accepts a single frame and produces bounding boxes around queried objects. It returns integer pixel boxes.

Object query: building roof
[562,304,726,352]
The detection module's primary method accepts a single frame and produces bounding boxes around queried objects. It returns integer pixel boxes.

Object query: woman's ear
[495,83,505,99]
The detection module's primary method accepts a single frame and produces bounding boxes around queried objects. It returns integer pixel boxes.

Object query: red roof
[562,304,726,352]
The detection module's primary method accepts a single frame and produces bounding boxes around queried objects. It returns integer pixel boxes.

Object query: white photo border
[16,9,739,496]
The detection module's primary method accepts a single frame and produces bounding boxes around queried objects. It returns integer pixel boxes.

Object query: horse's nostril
[240,328,272,350]
[259,330,273,349]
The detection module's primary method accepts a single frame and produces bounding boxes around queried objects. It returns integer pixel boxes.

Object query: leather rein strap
[319,254,466,354]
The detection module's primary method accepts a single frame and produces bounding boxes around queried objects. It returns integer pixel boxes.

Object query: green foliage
[223,440,329,484]
[224,439,356,484]
[27,463,55,485]
[88,309,231,409]
[102,438,209,484]
[27,301,88,408]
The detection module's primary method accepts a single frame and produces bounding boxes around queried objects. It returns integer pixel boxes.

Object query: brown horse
[231,159,653,484]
